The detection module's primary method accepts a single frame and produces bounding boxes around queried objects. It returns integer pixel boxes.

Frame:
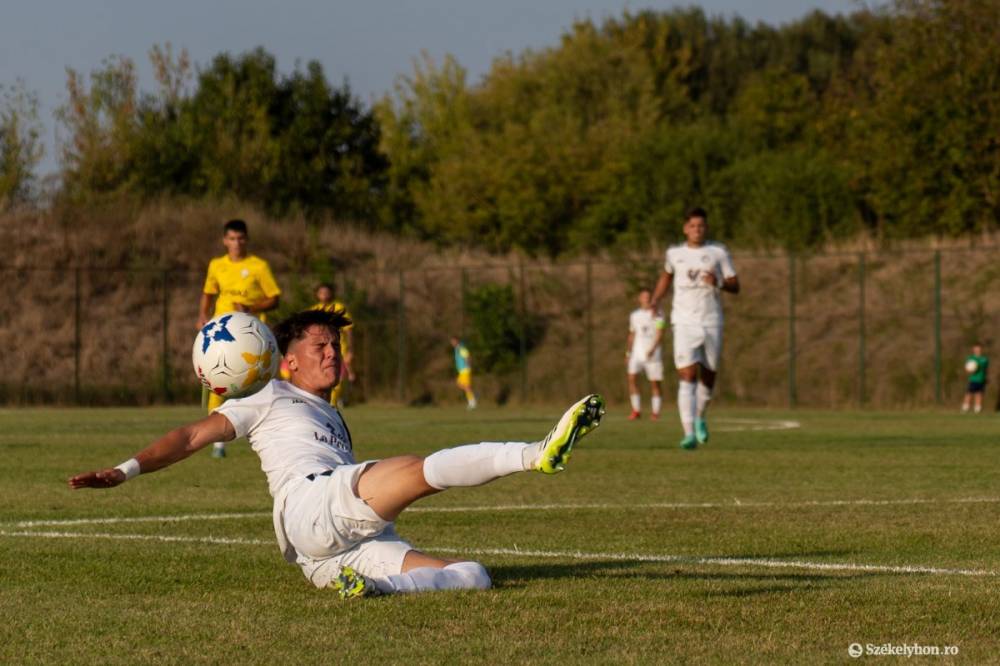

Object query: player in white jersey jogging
[626,288,666,420]
[651,207,739,450]
[68,309,606,598]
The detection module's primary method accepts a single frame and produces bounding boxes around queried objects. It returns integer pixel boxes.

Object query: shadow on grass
[488,558,883,592]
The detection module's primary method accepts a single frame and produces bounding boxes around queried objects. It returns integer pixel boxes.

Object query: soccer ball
[193,312,280,399]
[965,359,979,374]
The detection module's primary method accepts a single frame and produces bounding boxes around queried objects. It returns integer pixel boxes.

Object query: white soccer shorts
[672,324,723,371]
[281,462,414,588]
[627,354,664,381]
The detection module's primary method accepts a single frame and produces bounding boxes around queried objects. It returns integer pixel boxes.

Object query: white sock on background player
[678,381,696,435]
[651,395,662,415]
[378,561,491,594]
[696,383,712,418]
[630,394,641,412]
[422,441,532,489]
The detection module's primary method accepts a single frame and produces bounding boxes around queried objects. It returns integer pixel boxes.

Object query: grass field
[2,404,999,664]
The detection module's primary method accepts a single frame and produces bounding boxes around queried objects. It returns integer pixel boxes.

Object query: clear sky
[1,0,864,173]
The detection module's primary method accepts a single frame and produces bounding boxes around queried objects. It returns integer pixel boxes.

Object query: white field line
[0,529,994,578]
[711,418,801,432]
[10,496,1000,528]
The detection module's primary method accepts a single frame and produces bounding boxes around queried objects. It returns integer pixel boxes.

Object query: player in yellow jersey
[306,283,355,407]
[197,219,282,457]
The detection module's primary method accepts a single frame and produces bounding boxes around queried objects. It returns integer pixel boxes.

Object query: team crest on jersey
[241,268,250,278]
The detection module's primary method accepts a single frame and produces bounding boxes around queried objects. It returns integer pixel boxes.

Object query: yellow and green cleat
[330,566,380,599]
[535,394,606,474]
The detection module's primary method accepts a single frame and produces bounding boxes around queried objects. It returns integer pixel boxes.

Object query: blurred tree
[0,80,44,207]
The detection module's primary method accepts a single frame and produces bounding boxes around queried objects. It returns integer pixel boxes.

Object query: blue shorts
[968,381,986,394]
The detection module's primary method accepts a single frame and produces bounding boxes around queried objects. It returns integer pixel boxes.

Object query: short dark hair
[685,207,708,222]
[223,219,248,235]
[273,309,352,355]
[315,282,334,294]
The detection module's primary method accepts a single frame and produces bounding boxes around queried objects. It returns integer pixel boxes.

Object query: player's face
[637,291,651,308]
[683,217,708,245]
[223,231,248,258]
[286,325,342,394]
[316,287,333,304]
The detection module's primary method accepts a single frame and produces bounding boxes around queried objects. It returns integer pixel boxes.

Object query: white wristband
[114,458,141,481]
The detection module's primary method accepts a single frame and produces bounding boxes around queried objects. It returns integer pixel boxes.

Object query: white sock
[378,562,492,594]
[678,381,696,435]
[696,383,713,418]
[213,442,225,452]
[422,441,532,490]
[651,395,662,415]
[630,394,641,412]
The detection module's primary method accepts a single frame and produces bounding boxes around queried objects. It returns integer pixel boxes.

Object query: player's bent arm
[722,276,740,295]
[625,331,634,359]
[249,295,279,314]
[650,271,672,308]
[67,413,236,490]
[198,293,216,328]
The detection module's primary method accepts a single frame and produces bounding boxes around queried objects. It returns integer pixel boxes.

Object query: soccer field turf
[2,405,998,664]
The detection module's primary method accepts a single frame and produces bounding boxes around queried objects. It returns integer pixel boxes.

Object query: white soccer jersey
[664,242,737,326]
[215,380,355,498]
[629,308,666,360]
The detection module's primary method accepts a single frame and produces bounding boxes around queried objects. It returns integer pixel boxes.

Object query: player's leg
[694,326,722,444]
[627,371,642,419]
[206,392,227,457]
[357,394,605,522]
[646,360,664,420]
[649,380,662,420]
[319,531,491,597]
[973,388,984,413]
[673,325,700,449]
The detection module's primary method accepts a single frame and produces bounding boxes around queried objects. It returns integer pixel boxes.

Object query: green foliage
[463,282,543,374]
[58,46,387,220]
[42,1,1000,250]
[0,80,43,207]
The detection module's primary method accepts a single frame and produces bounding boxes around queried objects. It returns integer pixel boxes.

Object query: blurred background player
[197,219,281,457]
[307,283,355,408]
[625,288,666,420]
[962,343,989,413]
[651,207,739,450]
[450,337,477,409]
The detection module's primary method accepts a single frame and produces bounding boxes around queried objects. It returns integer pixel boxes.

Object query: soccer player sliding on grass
[69,309,605,598]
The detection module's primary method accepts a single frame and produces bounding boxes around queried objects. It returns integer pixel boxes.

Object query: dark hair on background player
[223,219,248,235]
[273,309,353,354]
[685,207,708,221]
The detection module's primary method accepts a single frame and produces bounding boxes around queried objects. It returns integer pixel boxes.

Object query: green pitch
[2,405,999,663]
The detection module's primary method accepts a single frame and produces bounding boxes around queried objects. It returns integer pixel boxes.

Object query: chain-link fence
[1,245,998,408]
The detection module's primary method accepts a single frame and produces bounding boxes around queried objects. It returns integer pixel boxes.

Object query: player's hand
[646,349,656,360]
[68,468,126,490]
[702,271,718,287]
[232,302,248,313]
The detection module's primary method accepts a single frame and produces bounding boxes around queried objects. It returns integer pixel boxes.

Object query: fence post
[858,253,866,406]
[934,250,942,404]
[74,267,81,404]
[585,260,594,394]
[161,269,171,402]
[518,259,527,402]
[788,253,797,408]
[397,270,406,403]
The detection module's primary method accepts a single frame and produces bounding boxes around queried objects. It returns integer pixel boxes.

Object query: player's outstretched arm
[650,271,672,308]
[68,413,236,490]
